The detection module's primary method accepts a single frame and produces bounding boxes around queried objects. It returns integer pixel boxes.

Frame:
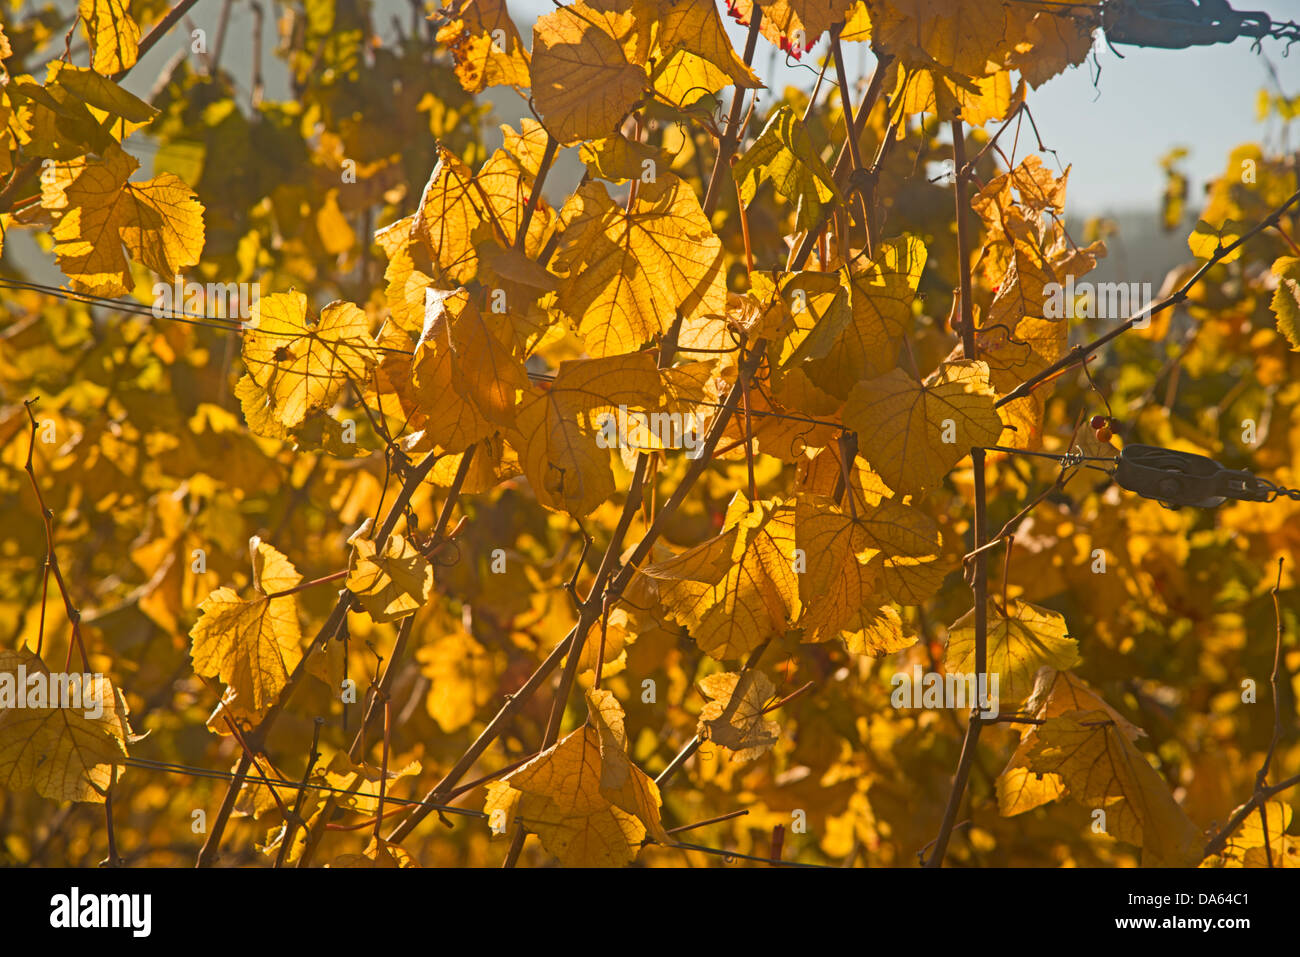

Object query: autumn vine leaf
[242,292,379,431]
[698,670,780,761]
[189,538,304,715]
[40,143,204,296]
[732,105,840,232]
[530,0,651,145]
[946,599,1081,708]
[436,0,532,94]
[2,0,1297,879]
[635,495,799,661]
[1027,709,1203,867]
[552,175,725,357]
[78,0,140,76]
[842,359,1005,494]
[1270,256,1300,350]
[346,521,434,624]
[486,689,668,866]
[0,649,137,804]
[510,351,663,515]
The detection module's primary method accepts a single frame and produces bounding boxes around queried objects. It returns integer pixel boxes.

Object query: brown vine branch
[700,11,763,219]
[791,51,893,268]
[274,717,323,868]
[925,118,987,868]
[515,132,558,251]
[21,399,90,673]
[829,25,872,255]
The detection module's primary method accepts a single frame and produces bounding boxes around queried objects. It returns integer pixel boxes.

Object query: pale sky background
[14,0,1300,217]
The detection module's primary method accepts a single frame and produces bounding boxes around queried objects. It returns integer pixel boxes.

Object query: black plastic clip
[1114,444,1274,509]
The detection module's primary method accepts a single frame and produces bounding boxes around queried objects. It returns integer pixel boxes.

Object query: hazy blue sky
[85,0,1300,214]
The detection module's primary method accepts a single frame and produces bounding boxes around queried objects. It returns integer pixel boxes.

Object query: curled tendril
[976,322,1034,358]
[788,420,817,459]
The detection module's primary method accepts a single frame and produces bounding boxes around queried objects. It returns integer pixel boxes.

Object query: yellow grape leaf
[1243,838,1300,868]
[580,134,664,183]
[1007,6,1099,88]
[1026,709,1203,867]
[945,599,1081,708]
[1270,256,1300,350]
[698,670,780,761]
[435,0,531,93]
[417,630,500,732]
[731,105,840,233]
[976,154,1070,222]
[531,1,649,144]
[0,648,136,803]
[794,442,891,507]
[733,1,858,50]
[650,49,724,110]
[79,0,140,75]
[476,143,557,257]
[322,755,424,815]
[48,62,158,124]
[411,287,529,451]
[793,494,884,646]
[868,0,1040,79]
[553,175,724,357]
[856,496,949,606]
[376,147,481,284]
[1188,218,1244,263]
[315,188,355,254]
[651,0,762,108]
[189,538,304,714]
[750,270,851,369]
[345,523,434,623]
[45,144,204,296]
[998,669,1140,818]
[843,359,1004,495]
[841,604,912,656]
[842,1,872,41]
[1230,800,1294,855]
[896,60,1018,127]
[805,236,926,396]
[636,496,799,660]
[485,689,668,866]
[976,325,1048,451]
[242,291,378,430]
[509,352,663,516]
[571,607,636,679]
